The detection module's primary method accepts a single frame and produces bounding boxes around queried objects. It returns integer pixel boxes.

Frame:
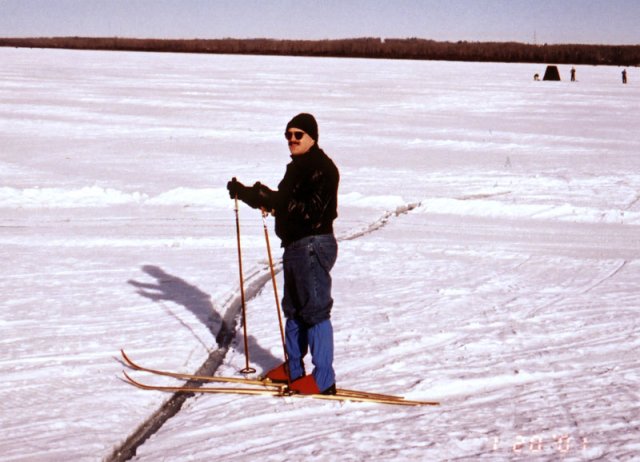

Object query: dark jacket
[241,145,339,247]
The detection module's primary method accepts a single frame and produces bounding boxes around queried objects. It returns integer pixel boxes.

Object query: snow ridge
[0,186,228,209]
[339,202,422,241]
[4,185,637,225]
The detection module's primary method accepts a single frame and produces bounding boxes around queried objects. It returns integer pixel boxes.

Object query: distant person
[227,113,340,396]
[570,67,576,82]
[622,69,628,84]
[534,73,540,81]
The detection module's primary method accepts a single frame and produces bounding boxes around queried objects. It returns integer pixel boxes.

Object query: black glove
[227,177,246,199]
[243,181,267,209]
[228,178,272,210]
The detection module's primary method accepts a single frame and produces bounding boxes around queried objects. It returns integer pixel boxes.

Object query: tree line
[0,36,638,66]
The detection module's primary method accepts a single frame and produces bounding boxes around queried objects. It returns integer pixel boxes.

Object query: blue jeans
[282,234,338,390]
[285,318,334,390]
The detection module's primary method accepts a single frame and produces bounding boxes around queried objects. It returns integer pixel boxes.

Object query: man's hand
[227,177,245,199]
[228,178,273,210]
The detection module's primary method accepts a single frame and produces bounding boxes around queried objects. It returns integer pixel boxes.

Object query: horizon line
[2,35,639,47]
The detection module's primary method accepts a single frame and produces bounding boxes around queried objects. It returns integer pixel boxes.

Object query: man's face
[286,129,315,156]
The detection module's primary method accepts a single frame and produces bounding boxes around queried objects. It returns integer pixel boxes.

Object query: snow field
[0,47,639,461]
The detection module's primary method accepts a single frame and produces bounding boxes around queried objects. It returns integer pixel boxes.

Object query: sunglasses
[284,130,305,141]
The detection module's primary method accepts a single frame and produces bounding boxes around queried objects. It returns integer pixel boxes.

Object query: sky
[1,0,638,45]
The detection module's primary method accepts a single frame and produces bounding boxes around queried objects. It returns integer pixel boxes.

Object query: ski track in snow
[1,48,639,461]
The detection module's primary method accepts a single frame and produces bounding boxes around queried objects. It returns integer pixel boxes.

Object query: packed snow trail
[107,265,273,461]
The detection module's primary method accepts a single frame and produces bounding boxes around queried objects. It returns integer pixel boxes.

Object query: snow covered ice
[1,47,639,461]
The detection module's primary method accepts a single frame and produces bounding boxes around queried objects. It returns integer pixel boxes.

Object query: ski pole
[234,195,255,374]
[261,210,290,388]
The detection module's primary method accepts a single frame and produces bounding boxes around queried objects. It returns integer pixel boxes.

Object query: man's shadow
[128,265,279,369]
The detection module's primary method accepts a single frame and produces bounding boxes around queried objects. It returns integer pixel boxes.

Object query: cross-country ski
[120,350,439,406]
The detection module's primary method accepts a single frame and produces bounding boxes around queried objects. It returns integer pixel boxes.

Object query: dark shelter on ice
[543,65,561,81]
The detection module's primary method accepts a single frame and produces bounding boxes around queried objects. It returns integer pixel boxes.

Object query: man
[227,113,340,395]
